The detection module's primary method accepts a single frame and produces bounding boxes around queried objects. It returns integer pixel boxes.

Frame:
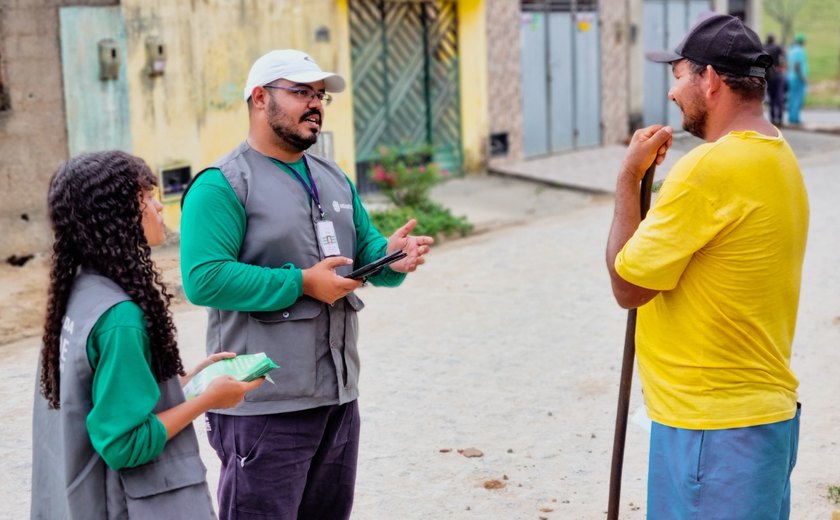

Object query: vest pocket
[249,297,323,323]
[345,291,365,312]
[120,453,214,517]
[245,298,324,400]
[341,293,364,389]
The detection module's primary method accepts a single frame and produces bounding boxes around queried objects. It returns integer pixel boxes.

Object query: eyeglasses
[263,85,332,106]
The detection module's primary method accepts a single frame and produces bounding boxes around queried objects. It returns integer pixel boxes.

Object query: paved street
[2,127,839,518]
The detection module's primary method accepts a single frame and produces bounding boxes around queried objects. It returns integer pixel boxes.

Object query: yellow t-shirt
[615,130,809,430]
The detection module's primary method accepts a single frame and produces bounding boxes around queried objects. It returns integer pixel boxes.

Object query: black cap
[646,12,772,78]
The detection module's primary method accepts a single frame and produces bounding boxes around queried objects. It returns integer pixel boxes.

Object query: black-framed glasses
[263,85,332,106]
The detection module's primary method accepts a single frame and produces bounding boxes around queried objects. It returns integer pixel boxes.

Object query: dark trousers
[767,74,785,125]
[207,401,360,520]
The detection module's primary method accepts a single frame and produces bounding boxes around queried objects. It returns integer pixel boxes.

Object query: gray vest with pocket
[200,142,364,415]
[30,271,215,519]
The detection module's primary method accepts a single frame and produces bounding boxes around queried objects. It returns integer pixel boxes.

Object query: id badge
[316,219,341,257]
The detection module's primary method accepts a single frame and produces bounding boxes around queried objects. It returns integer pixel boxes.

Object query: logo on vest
[332,200,353,213]
[59,316,75,373]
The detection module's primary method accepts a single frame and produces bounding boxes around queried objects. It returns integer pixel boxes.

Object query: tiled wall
[485,0,523,162]
[600,0,631,145]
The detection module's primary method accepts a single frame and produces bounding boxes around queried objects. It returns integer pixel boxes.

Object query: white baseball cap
[243,49,346,101]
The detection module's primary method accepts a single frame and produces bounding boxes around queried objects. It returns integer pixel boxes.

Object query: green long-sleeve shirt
[180,158,404,311]
[86,301,167,470]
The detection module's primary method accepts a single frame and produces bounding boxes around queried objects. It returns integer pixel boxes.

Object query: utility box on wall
[159,162,192,229]
[145,36,167,77]
[490,133,509,157]
[98,38,120,80]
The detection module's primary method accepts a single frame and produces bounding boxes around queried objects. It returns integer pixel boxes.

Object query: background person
[31,151,263,519]
[786,33,809,125]
[179,49,433,519]
[764,33,786,126]
[606,13,808,519]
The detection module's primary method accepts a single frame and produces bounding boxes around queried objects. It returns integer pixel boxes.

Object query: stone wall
[0,0,118,259]
[2,2,61,258]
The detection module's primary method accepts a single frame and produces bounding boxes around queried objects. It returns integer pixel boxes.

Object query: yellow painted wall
[120,0,356,229]
[457,0,489,173]
[332,0,358,182]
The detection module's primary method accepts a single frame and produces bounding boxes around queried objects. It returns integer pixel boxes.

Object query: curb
[486,167,613,196]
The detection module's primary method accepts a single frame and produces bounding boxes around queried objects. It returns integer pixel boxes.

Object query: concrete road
[2,136,839,519]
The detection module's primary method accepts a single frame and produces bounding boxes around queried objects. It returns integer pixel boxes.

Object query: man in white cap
[606,13,808,519]
[180,49,434,519]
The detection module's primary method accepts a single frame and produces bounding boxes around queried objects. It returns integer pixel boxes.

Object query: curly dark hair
[686,59,766,102]
[40,151,184,409]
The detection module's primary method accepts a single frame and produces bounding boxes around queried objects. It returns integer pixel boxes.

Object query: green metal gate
[349,0,462,192]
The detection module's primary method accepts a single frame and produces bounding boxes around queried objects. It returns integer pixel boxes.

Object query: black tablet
[346,250,407,280]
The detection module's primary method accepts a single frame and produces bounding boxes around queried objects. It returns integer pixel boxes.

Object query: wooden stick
[607,162,656,520]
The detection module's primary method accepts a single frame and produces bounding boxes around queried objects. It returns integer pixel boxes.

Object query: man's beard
[267,98,319,152]
[678,93,707,140]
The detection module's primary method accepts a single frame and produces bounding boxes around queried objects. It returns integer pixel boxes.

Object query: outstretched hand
[621,125,673,182]
[386,219,434,273]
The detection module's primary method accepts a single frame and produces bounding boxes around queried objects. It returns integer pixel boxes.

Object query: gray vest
[31,272,215,520]
[203,142,364,415]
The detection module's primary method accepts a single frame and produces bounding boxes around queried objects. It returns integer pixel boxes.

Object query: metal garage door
[520,0,601,158]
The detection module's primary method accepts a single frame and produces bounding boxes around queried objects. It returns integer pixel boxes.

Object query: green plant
[367,144,471,240]
[369,200,472,241]
[828,484,840,505]
[370,145,448,207]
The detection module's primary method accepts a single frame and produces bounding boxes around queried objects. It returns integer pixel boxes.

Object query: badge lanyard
[274,157,341,257]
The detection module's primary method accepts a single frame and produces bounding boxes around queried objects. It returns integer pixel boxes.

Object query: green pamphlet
[183,352,279,401]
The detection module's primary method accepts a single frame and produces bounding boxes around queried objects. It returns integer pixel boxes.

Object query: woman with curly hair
[31,151,263,519]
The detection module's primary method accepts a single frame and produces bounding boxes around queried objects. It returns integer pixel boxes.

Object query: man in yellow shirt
[606,13,808,519]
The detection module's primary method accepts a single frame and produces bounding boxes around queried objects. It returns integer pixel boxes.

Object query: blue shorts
[647,405,800,520]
